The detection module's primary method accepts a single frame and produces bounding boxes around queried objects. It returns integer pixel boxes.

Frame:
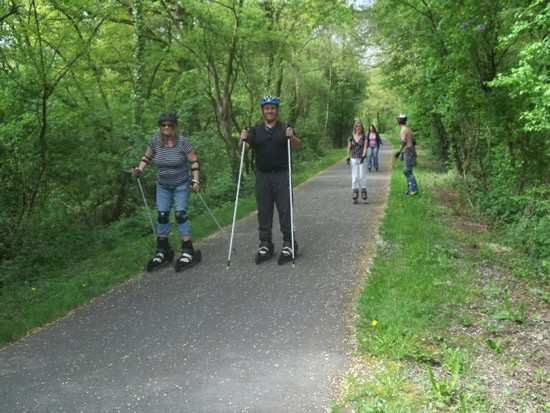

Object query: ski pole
[195,191,224,232]
[287,133,296,268]
[136,176,157,238]
[226,139,247,270]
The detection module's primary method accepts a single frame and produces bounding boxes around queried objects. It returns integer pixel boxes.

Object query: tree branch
[0,1,18,23]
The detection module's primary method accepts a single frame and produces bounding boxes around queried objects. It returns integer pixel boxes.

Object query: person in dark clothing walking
[240,96,301,264]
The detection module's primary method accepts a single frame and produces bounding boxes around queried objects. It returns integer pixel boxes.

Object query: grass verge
[333,153,549,412]
[0,148,346,347]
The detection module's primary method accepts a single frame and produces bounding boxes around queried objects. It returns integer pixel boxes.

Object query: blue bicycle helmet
[260,95,280,107]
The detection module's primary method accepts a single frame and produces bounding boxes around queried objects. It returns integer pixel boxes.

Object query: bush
[466,170,549,260]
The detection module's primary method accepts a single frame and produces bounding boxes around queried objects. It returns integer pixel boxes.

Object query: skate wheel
[146,261,169,272]
[277,255,292,265]
[255,251,274,265]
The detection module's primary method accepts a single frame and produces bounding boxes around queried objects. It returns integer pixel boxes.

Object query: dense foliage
[1,0,547,287]
[366,0,549,260]
[0,0,367,283]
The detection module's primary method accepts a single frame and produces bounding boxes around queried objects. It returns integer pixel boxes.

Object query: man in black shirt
[240,96,301,264]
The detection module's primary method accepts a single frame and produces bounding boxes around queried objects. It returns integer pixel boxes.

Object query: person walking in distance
[346,120,368,203]
[395,113,419,196]
[240,96,302,265]
[366,124,382,172]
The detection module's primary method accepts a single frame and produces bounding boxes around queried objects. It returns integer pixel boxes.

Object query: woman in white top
[346,121,368,203]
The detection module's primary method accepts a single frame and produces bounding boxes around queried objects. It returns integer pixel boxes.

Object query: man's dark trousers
[255,169,291,243]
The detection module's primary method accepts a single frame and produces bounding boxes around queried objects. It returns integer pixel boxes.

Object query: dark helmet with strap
[158,112,178,126]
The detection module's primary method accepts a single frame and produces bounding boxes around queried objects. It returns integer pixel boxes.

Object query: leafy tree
[365,0,549,258]
[0,0,368,280]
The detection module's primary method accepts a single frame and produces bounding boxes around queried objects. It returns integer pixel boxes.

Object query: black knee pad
[175,210,188,224]
[158,211,170,224]
[403,169,412,177]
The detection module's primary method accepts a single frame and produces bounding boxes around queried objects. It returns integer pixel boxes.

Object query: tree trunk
[220,98,238,172]
[131,0,145,143]
[289,75,300,126]
[275,62,284,97]
[430,112,449,164]
[26,89,48,218]
[109,172,130,223]
[324,63,332,137]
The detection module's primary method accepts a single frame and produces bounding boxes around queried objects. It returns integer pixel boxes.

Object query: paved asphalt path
[1,143,392,412]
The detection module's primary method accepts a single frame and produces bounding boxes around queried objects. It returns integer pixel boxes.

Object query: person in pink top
[366,124,382,172]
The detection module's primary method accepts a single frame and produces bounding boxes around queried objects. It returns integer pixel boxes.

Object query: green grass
[335,145,549,411]
[333,157,491,412]
[356,167,473,362]
[0,148,346,346]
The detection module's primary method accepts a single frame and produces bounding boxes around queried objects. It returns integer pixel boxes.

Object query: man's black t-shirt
[248,121,288,172]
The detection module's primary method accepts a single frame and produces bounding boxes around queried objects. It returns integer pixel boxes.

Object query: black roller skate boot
[146,237,174,272]
[361,188,368,203]
[352,189,359,204]
[175,240,202,272]
[255,241,275,264]
[278,240,298,265]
